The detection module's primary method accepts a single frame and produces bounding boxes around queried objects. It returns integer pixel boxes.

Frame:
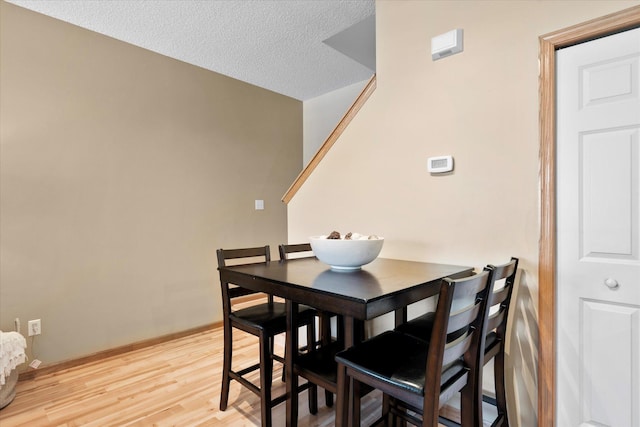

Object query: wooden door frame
[538,5,640,427]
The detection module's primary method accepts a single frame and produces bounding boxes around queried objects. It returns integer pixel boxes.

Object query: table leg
[343,315,354,349]
[395,307,407,327]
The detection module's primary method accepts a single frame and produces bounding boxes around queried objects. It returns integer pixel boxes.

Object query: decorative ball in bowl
[309,232,384,271]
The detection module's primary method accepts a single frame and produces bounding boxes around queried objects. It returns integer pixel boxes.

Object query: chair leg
[335,363,350,427]
[459,381,476,427]
[308,382,318,415]
[352,379,362,427]
[305,323,319,414]
[382,393,391,420]
[493,350,509,427]
[325,390,334,407]
[318,312,334,407]
[387,398,406,427]
[220,322,232,411]
[259,333,273,427]
[282,344,287,382]
[271,334,286,383]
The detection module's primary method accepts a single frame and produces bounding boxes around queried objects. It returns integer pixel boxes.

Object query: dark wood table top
[219,257,473,320]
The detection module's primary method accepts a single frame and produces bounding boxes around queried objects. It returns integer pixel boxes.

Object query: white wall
[303,79,370,166]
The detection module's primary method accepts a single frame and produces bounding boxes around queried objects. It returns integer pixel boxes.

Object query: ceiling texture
[6,0,376,101]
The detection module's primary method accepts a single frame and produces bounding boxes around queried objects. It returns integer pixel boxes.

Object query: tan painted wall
[0,2,302,365]
[287,1,637,425]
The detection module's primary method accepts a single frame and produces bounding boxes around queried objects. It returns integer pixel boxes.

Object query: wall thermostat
[428,155,454,173]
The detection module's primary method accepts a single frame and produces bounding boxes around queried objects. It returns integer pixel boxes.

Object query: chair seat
[232,302,316,333]
[395,312,436,341]
[295,340,342,386]
[335,330,466,397]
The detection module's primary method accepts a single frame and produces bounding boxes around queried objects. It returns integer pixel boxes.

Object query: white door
[557,27,640,427]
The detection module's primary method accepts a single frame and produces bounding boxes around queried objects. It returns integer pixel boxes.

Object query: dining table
[218,256,473,426]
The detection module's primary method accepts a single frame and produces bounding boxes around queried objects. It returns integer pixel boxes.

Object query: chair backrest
[278,243,314,261]
[217,246,271,267]
[485,257,519,342]
[217,245,272,307]
[422,267,495,425]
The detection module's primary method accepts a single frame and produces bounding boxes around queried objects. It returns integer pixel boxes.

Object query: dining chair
[216,245,318,427]
[334,267,496,427]
[278,243,342,408]
[278,243,372,426]
[278,243,345,345]
[396,258,518,427]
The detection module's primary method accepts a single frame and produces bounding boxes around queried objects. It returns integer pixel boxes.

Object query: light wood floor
[0,322,470,427]
[0,326,393,427]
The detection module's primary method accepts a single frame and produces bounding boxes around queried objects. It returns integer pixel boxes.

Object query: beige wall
[287,1,637,425]
[0,2,302,365]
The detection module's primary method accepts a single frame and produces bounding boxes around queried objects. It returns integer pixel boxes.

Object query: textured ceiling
[6,0,375,101]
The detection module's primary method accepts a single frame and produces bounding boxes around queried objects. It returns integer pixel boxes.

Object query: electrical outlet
[28,319,41,336]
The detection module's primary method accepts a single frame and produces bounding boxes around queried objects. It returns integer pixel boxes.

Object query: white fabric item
[0,331,27,386]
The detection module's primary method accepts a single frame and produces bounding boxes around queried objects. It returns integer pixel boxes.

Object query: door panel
[581,127,638,260]
[557,27,640,427]
[581,300,640,427]
[582,55,638,108]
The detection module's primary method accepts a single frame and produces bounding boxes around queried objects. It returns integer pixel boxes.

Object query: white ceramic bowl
[309,235,384,271]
